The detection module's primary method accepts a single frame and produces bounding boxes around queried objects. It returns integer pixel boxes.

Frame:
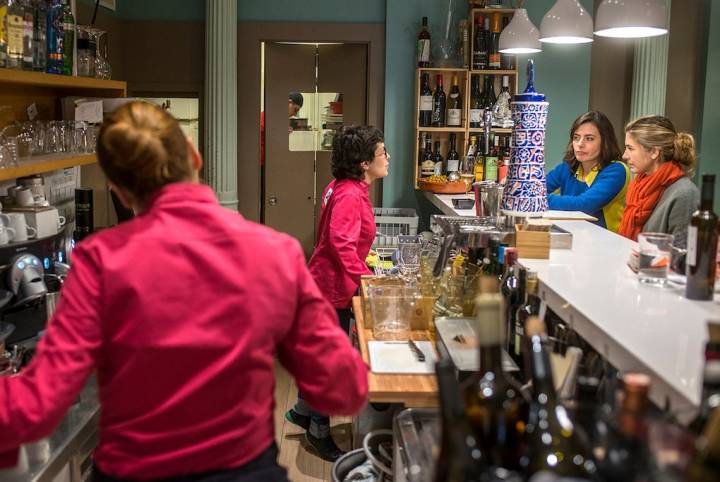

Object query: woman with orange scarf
[618,116,699,248]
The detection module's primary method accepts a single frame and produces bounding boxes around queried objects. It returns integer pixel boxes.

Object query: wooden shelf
[469,127,512,134]
[470,70,517,75]
[0,153,97,181]
[417,127,466,132]
[418,67,468,72]
[0,69,126,94]
[471,7,516,15]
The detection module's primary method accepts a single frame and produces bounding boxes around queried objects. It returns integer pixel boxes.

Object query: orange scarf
[618,161,685,241]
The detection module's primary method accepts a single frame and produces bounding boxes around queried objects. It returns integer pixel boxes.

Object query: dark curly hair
[563,111,622,173]
[331,125,384,180]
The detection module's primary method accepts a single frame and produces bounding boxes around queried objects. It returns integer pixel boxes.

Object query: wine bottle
[684,407,720,482]
[503,264,522,358]
[488,13,501,69]
[472,15,487,70]
[689,323,720,435]
[500,16,515,70]
[431,75,447,127]
[520,317,598,480]
[447,133,460,175]
[417,16,431,68]
[499,136,510,184]
[484,134,498,182]
[61,0,74,75]
[513,269,540,373]
[447,75,463,127]
[686,174,718,300]
[469,76,482,128]
[421,134,435,178]
[433,140,444,176]
[463,276,527,470]
[596,373,657,482]
[6,0,24,69]
[419,72,433,127]
[482,76,497,126]
[20,0,32,70]
[474,133,485,182]
[32,0,47,72]
[434,358,488,482]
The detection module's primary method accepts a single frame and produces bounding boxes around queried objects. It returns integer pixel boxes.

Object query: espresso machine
[0,231,72,374]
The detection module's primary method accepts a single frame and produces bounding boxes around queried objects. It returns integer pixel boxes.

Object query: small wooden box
[515,224,550,259]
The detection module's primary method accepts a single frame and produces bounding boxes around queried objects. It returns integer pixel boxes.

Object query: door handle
[269,195,278,206]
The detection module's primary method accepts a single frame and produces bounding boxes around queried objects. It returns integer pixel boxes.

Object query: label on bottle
[484,155,498,181]
[470,108,482,124]
[419,95,433,112]
[474,158,485,182]
[434,161,443,176]
[447,108,461,126]
[514,323,523,356]
[7,14,23,56]
[0,6,7,46]
[417,39,430,63]
[489,53,501,69]
[421,160,435,177]
[447,158,459,173]
[687,225,698,267]
[63,22,75,33]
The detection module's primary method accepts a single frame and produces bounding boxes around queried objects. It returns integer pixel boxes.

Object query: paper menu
[368,341,436,374]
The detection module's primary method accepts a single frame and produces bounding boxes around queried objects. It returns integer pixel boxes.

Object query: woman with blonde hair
[0,101,368,481]
[618,115,699,248]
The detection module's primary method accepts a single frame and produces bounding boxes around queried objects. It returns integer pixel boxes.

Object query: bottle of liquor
[499,136,510,184]
[61,0,74,75]
[459,19,470,69]
[469,76,482,128]
[0,0,8,68]
[431,75,446,127]
[46,0,63,74]
[690,323,720,435]
[513,269,540,372]
[493,75,513,128]
[488,13,501,69]
[419,72,433,127]
[461,136,477,189]
[420,134,435,178]
[500,16,515,70]
[434,358,488,482]
[417,16,431,68]
[474,133,485,182]
[520,317,598,479]
[433,141,444,176]
[472,15,487,70]
[463,276,527,470]
[484,134,498,182]
[447,133,460,176]
[686,174,718,300]
[500,251,522,356]
[447,75,462,127]
[20,0,32,70]
[685,407,720,482]
[481,76,497,127]
[6,0,24,69]
[32,0,46,72]
[596,373,657,482]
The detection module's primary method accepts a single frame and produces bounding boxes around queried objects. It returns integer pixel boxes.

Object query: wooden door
[264,43,316,254]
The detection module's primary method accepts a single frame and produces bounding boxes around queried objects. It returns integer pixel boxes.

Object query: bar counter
[423,192,719,419]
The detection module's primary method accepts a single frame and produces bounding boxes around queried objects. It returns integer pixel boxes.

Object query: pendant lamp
[540,0,594,44]
[499,8,542,54]
[594,0,668,38]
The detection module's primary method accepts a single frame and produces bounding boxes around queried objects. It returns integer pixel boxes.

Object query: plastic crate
[373,207,419,255]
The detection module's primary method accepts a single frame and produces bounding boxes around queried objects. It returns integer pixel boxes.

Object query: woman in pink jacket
[286,125,389,461]
[0,102,368,481]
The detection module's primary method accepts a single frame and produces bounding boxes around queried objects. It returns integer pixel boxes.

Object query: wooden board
[353,296,438,407]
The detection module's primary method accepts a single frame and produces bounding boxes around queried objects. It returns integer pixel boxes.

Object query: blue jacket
[546,161,630,232]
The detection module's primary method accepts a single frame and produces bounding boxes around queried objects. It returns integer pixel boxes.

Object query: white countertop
[424,191,720,415]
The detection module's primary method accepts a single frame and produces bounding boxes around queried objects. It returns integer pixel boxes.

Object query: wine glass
[398,242,421,284]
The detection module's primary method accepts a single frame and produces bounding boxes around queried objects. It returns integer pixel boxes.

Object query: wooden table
[352,296,438,407]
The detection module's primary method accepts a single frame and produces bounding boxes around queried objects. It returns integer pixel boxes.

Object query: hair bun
[674,132,696,176]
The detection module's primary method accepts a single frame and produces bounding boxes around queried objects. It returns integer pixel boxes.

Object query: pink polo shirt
[0,183,368,479]
[308,179,375,309]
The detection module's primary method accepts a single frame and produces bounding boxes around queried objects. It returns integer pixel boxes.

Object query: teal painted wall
[93,0,385,22]
[382,0,593,214]
[699,0,720,210]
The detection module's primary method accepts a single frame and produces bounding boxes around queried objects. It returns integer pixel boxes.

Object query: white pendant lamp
[540,0,594,44]
[499,8,542,54]
[594,0,668,38]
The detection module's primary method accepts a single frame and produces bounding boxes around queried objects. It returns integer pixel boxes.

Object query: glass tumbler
[637,232,674,285]
[368,284,415,340]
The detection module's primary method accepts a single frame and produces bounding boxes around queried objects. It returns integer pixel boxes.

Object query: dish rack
[373,208,419,257]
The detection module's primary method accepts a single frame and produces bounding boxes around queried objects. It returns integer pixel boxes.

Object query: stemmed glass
[398,241,421,285]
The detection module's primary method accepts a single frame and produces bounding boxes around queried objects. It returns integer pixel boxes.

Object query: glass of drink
[637,232,674,285]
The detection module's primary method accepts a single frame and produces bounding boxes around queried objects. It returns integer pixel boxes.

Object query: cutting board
[368,341,437,374]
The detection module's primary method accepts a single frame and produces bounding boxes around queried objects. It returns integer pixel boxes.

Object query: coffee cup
[0,225,16,245]
[14,187,34,207]
[30,208,66,238]
[6,213,36,242]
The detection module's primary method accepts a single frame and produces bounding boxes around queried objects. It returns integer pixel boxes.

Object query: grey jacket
[642,176,699,249]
